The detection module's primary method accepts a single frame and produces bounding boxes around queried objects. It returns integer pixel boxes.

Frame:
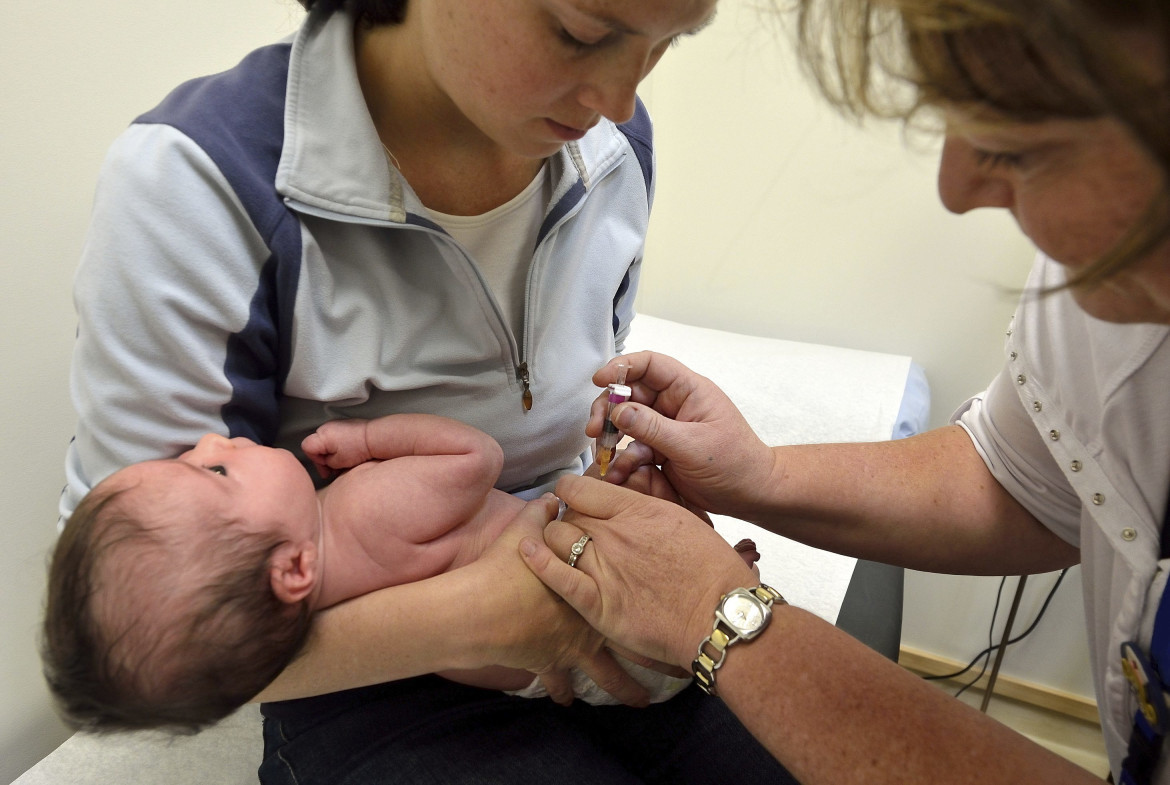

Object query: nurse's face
[937,115,1170,324]
[934,25,1170,326]
[412,0,718,159]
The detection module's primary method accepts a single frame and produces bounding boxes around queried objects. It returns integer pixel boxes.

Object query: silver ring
[566,534,592,568]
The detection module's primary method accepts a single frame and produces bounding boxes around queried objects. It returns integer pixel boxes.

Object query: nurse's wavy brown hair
[792,0,1170,286]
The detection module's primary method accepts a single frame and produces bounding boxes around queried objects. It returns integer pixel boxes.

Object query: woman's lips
[547,118,588,141]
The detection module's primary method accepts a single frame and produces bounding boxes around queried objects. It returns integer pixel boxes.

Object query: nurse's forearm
[705,605,1100,785]
[745,426,1079,574]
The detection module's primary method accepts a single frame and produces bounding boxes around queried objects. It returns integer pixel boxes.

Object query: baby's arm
[305,415,509,573]
[306,414,501,487]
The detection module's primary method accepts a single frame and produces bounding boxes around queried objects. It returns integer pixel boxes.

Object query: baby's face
[116,435,320,544]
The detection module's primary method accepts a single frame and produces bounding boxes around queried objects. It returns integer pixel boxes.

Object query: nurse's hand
[587,352,777,521]
[520,476,760,672]
[475,495,652,707]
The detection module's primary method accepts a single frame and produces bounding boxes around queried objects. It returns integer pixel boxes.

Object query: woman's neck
[354,23,544,215]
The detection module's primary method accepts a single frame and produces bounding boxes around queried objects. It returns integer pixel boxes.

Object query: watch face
[721,593,766,636]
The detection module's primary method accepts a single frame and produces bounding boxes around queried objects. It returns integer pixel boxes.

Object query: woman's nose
[937,136,1015,214]
[578,47,660,124]
[578,77,639,124]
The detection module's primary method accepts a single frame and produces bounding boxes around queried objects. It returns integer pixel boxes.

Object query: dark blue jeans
[259,676,798,784]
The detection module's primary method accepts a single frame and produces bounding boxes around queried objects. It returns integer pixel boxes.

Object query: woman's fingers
[577,649,651,708]
[536,669,575,707]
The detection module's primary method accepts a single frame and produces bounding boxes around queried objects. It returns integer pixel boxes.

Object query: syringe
[596,362,630,478]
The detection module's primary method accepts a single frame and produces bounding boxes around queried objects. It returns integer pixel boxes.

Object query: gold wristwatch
[692,584,784,696]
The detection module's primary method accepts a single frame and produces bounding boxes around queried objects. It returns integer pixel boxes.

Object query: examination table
[15,314,929,785]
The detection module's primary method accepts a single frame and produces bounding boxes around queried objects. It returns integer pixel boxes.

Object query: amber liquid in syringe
[596,364,630,477]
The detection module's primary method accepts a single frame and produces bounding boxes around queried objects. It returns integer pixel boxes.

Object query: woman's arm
[65,125,275,519]
[521,486,1098,785]
[258,498,650,705]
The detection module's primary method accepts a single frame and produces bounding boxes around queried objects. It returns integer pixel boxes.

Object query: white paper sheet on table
[623,315,915,624]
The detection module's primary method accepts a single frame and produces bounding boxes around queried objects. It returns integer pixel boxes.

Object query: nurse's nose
[937,136,1015,214]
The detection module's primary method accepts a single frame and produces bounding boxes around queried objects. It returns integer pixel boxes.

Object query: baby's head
[42,435,321,733]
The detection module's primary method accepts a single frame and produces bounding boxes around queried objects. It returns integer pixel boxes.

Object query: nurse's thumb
[612,402,682,457]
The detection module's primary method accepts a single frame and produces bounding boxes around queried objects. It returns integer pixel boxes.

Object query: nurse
[524,1,1170,783]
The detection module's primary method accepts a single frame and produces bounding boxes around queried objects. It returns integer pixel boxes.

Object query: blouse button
[1070,460,1082,472]
[1122,528,1137,542]
[1092,493,1106,506]
[1032,401,1042,412]
[1049,429,1060,441]
[1017,374,1026,385]
[1010,351,1018,361]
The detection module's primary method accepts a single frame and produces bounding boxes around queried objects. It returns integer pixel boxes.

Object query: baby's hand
[301,419,373,478]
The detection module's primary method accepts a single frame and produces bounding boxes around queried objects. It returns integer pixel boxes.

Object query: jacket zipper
[285,145,620,415]
[517,361,533,411]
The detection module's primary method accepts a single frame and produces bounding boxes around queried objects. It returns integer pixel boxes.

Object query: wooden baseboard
[898,646,1100,724]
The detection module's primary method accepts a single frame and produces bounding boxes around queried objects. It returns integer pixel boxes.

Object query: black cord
[950,573,1006,697]
[924,568,1070,692]
[952,576,1008,698]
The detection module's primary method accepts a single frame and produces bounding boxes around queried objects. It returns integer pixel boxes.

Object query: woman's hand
[520,476,760,672]
[586,352,778,520]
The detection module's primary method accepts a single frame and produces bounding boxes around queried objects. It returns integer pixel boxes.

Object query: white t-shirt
[429,165,551,337]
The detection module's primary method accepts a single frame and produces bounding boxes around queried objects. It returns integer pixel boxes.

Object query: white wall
[0,4,304,782]
[637,1,1094,701]
[1,3,1094,782]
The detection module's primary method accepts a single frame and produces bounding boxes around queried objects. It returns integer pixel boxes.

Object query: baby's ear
[269,541,318,605]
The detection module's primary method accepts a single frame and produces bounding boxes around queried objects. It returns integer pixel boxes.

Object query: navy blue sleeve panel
[536,180,588,249]
[616,96,654,206]
[612,268,635,339]
[611,96,653,341]
[136,44,302,445]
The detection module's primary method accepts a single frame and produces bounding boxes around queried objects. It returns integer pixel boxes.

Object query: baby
[43,414,730,732]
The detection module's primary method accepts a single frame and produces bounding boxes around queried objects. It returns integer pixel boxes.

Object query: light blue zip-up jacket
[62,8,653,519]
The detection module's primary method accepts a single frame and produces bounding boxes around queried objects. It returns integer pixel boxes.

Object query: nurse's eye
[207,465,227,476]
[973,149,1023,171]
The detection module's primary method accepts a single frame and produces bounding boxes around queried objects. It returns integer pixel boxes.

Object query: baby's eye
[207,465,227,476]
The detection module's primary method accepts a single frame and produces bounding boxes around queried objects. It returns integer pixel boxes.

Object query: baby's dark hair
[42,481,313,734]
[297,0,407,25]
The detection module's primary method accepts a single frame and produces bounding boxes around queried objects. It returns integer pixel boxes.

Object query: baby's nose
[194,432,235,454]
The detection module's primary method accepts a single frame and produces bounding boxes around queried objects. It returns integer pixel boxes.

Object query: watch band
[692,584,784,696]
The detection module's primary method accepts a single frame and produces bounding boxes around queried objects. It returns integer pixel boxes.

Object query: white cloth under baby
[506,658,692,705]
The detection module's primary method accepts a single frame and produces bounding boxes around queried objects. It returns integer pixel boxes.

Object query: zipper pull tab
[518,362,533,411]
